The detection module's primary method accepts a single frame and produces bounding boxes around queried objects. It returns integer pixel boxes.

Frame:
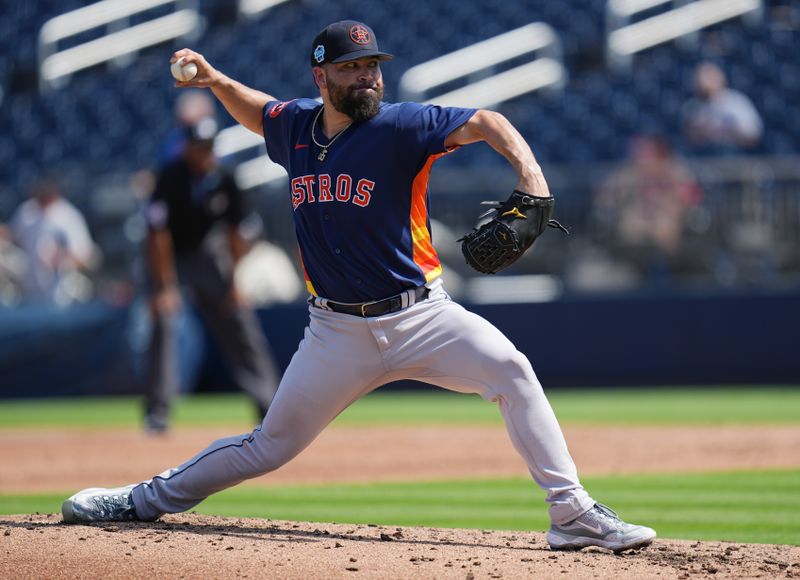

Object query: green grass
[340,387,800,425]
[3,390,796,545]
[0,387,798,429]
[3,470,797,546]
[0,393,256,429]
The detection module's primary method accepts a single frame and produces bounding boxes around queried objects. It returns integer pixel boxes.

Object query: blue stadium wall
[1,290,798,399]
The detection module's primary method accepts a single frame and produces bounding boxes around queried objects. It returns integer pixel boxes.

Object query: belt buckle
[360,298,379,317]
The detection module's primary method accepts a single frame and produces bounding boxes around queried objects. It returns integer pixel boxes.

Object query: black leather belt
[309,286,429,318]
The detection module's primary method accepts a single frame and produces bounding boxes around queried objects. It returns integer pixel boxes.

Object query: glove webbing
[481,192,570,235]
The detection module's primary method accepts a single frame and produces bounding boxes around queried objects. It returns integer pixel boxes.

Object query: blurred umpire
[144,118,280,433]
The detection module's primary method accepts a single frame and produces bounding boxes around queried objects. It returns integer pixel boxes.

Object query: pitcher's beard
[327,76,383,122]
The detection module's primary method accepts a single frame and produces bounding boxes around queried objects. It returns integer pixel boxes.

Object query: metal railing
[39,0,202,92]
[214,118,289,191]
[606,0,764,70]
[238,0,292,19]
[235,154,289,191]
[218,20,569,191]
[399,23,566,108]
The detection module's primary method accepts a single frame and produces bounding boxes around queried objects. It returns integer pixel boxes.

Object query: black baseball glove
[459,191,568,275]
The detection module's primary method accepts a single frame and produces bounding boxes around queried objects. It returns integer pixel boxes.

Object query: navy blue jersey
[262,98,476,303]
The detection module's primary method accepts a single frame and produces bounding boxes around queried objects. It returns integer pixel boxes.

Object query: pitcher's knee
[245,430,302,476]
[490,351,544,401]
[499,351,538,384]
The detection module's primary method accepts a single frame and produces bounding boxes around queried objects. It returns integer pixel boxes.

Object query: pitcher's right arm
[170,49,275,137]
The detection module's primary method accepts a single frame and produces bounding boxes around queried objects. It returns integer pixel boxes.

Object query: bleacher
[1,0,799,294]
[3,1,797,187]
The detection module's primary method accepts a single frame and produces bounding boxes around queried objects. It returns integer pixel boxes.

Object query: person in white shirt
[9,179,99,306]
[682,62,763,154]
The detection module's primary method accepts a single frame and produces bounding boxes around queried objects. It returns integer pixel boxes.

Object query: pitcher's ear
[312,66,327,90]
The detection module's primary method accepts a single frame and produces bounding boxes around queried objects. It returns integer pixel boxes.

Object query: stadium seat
[0,0,796,233]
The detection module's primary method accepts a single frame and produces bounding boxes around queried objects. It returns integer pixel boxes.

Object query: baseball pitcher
[62,20,655,553]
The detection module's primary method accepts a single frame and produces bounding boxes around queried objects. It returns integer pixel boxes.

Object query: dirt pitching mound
[2,514,798,579]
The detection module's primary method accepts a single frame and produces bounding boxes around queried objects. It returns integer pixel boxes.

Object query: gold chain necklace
[311,106,353,162]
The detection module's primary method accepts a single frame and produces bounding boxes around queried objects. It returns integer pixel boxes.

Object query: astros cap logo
[349,24,371,45]
[310,21,393,67]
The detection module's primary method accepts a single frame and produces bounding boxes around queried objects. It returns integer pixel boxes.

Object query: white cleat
[547,503,656,553]
[62,485,143,524]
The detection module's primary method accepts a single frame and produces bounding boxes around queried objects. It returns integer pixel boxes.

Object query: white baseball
[170,58,198,82]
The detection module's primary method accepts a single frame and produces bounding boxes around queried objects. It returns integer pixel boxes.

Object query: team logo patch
[313,44,325,63]
[349,25,371,45]
[269,101,289,118]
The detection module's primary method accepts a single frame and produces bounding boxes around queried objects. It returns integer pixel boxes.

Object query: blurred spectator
[158,90,216,167]
[144,119,280,433]
[8,178,100,307]
[0,224,26,306]
[682,62,763,154]
[594,135,703,280]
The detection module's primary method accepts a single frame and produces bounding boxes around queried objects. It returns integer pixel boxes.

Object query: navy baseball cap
[310,20,393,67]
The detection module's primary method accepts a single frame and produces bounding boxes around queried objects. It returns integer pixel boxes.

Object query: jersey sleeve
[262,99,301,169]
[396,102,478,158]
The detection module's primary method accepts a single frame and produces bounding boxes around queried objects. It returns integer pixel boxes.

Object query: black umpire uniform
[144,118,279,432]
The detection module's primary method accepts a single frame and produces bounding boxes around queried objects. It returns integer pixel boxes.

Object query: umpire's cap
[184,118,218,147]
[310,20,393,67]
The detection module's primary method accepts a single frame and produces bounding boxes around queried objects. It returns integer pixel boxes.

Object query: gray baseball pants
[132,280,594,525]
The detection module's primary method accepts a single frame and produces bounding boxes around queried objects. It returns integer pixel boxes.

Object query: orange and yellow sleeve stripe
[298,245,317,296]
[409,152,448,283]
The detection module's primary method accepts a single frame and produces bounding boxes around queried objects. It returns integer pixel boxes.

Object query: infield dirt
[2,513,799,579]
[2,424,799,492]
[2,424,799,578]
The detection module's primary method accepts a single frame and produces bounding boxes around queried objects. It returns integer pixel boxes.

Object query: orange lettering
[354,178,374,207]
[290,177,306,209]
[335,174,352,202]
[318,174,333,202]
[301,175,316,203]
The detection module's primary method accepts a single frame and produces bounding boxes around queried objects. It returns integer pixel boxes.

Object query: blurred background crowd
[1,0,798,403]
